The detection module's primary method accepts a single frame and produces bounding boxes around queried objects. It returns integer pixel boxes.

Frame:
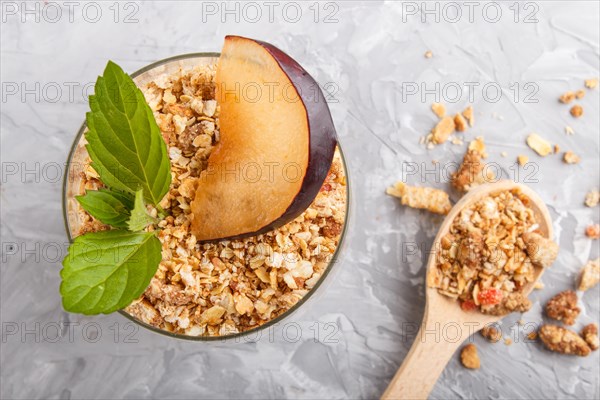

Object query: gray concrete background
[1,1,599,399]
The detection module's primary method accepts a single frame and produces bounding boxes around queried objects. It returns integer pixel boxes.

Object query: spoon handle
[381,321,465,400]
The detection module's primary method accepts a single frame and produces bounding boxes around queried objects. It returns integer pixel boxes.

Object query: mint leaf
[85,61,171,206]
[127,189,157,232]
[76,189,134,229]
[60,230,161,315]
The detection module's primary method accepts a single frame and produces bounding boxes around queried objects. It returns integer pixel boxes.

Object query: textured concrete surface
[1,1,599,399]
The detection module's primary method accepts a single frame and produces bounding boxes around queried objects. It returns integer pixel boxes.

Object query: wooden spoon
[381,180,553,400]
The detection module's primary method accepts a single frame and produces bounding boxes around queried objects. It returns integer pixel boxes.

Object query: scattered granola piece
[563,151,581,164]
[526,133,553,156]
[517,155,529,166]
[504,338,513,346]
[431,116,456,144]
[581,324,599,351]
[451,136,464,145]
[559,91,575,104]
[585,189,599,207]
[527,331,538,340]
[534,281,545,290]
[462,105,474,127]
[431,102,445,118]
[570,104,583,118]
[575,90,585,99]
[460,344,480,369]
[386,182,452,215]
[586,224,600,239]
[564,126,574,135]
[545,290,580,325]
[468,137,486,154]
[481,326,502,343]
[454,113,467,132]
[578,258,600,291]
[424,50,433,58]
[500,151,508,158]
[451,138,493,192]
[554,144,560,154]
[584,78,598,89]
[538,325,591,356]
[522,232,559,268]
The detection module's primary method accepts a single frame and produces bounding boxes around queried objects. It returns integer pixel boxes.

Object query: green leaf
[127,189,157,232]
[60,230,162,315]
[76,189,134,229]
[85,61,171,206]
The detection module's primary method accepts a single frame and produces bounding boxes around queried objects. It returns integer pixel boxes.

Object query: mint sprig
[85,61,171,205]
[60,231,161,314]
[127,189,157,232]
[61,61,170,315]
[76,188,134,229]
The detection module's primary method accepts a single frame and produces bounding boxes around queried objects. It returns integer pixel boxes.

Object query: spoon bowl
[382,180,553,400]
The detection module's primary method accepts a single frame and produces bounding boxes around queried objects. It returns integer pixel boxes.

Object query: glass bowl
[62,53,351,341]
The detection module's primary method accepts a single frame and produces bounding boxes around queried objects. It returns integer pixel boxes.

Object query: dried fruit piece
[522,232,559,268]
[563,151,581,164]
[431,116,456,144]
[526,133,552,156]
[559,91,575,104]
[585,189,599,207]
[462,105,474,127]
[517,155,529,166]
[386,182,452,215]
[460,344,480,369]
[478,288,503,306]
[431,103,445,118]
[545,290,580,325]
[454,113,467,132]
[584,78,598,89]
[460,299,477,312]
[581,324,599,351]
[570,105,583,118]
[481,325,502,343]
[586,224,600,239]
[538,325,591,356]
[578,258,600,291]
[575,90,585,99]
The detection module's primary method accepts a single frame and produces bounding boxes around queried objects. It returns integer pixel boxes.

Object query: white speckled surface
[1,1,599,399]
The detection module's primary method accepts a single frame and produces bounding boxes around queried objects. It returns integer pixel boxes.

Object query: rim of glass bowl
[62,52,351,341]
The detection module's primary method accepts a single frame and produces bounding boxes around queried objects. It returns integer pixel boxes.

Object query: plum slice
[191,36,337,241]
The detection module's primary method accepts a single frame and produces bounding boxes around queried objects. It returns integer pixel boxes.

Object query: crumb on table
[545,290,580,326]
[578,258,600,292]
[481,325,502,343]
[581,324,599,351]
[460,344,481,369]
[538,324,591,356]
[386,182,452,215]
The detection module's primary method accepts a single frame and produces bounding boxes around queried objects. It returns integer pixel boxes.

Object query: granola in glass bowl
[63,54,348,338]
